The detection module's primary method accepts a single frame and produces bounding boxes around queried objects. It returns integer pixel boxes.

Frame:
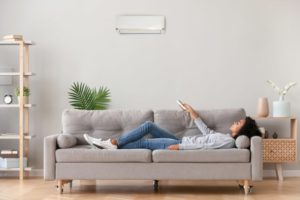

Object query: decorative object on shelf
[257,97,269,117]
[68,82,111,110]
[265,130,269,138]
[3,94,13,104]
[15,86,30,104]
[258,127,266,138]
[267,80,297,117]
[1,149,18,155]
[272,132,278,139]
[3,34,23,42]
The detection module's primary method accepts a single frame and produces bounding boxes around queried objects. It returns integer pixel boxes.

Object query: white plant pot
[273,101,290,117]
[17,96,28,104]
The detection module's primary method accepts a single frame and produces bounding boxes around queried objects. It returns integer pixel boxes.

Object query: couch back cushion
[154,108,246,139]
[62,109,154,144]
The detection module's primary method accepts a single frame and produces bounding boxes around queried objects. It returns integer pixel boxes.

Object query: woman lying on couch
[84,103,261,150]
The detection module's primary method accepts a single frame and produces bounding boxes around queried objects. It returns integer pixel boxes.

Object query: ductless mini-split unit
[116,15,165,34]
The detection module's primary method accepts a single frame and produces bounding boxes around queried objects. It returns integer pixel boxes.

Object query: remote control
[176,100,186,110]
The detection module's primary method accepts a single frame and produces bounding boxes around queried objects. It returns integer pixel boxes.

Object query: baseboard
[263,170,300,178]
[0,169,43,177]
[1,169,300,178]
[30,169,44,177]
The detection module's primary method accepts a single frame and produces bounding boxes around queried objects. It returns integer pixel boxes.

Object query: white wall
[0,0,299,172]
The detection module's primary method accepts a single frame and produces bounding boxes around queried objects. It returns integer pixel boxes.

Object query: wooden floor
[0,177,300,200]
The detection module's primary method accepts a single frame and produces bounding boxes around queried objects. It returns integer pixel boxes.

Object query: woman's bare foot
[167,144,179,150]
[111,139,118,145]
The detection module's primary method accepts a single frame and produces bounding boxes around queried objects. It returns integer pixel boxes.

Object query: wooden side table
[256,117,297,181]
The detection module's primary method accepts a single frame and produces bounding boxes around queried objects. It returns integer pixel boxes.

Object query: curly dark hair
[234,116,262,139]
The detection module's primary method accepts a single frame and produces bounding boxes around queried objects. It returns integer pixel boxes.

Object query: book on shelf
[0,133,29,138]
[1,149,18,155]
[0,154,18,159]
[0,133,16,136]
[3,34,23,40]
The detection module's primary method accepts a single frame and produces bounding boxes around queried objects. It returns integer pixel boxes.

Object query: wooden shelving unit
[254,117,298,181]
[0,39,35,179]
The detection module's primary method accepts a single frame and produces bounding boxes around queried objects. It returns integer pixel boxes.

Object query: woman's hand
[167,144,179,150]
[183,103,200,119]
[183,103,193,113]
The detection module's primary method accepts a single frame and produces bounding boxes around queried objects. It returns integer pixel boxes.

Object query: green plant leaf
[15,86,30,96]
[94,86,111,109]
[68,82,111,110]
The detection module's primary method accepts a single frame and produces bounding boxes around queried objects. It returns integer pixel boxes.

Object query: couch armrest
[44,134,60,180]
[251,136,263,181]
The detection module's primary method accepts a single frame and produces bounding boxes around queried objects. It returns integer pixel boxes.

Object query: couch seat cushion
[152,149,250,163]
[56,145,152,163]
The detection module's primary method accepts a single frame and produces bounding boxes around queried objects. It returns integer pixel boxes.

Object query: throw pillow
[235,135,250,149]
[57,134,77,148]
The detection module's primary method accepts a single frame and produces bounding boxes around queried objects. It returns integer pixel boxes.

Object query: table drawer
[263,139,296,163]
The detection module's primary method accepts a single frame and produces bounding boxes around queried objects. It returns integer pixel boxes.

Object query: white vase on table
[273,99,290,117]
[266,80,296,118]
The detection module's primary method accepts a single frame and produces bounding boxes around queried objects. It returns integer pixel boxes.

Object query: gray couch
[44,108,262,195]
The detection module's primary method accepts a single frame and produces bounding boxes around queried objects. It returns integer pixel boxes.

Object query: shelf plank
[253,116,296,120]
[0,167,31,171]
[0,134,35,140]
[0,104,19,108]
[0,41,34,45]
[25,104,35,108]
[0,72,35,76]
[263,138,296,141]
[0,104,36,108]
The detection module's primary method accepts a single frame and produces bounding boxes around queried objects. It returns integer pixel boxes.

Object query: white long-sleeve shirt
[179,118,235,150]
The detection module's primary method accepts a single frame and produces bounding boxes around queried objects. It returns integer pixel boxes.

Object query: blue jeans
[117,121,180,150]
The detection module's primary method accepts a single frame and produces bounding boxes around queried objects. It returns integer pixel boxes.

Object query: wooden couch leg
[243,180,249,195]
[57,180,63,194]
[153,180,159,191]
[238,180,253,194]
[57,179,72,194]
[238,180,244,191]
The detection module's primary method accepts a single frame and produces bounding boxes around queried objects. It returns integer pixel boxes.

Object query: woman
[84,104,261,150]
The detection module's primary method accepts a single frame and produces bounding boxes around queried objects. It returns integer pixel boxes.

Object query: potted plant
[68,82,111,110]
[15,86,30,104]
[267,80,297,117]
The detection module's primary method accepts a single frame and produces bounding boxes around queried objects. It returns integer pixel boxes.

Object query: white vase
[273,100,290,117]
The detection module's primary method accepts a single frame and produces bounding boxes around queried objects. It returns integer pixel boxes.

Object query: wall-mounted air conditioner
[116,15,165,34]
